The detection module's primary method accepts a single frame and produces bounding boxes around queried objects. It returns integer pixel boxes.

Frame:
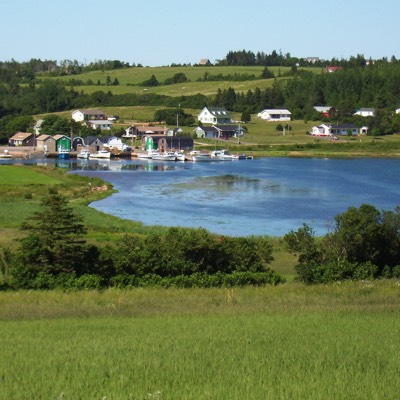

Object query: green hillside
[42,65,322,97]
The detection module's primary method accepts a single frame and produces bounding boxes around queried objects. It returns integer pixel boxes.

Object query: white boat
[0,150,12,158]
[77,149,90,159]
[210,149,234,160]
[152,152,177,161]
[190,151,211,162]
[137,149,159,159]
[174,151,186,161]
[89,150,111,159]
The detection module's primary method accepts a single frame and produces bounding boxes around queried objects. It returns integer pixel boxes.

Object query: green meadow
[1,283,400,399]
[45,66,321,97]
[1,163,400,399]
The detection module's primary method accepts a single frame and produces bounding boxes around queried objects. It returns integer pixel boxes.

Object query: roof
[314,106,334,112]
[199,59,211,65]
[36,134,51,140]
[85,136,103,145]
[259,109,291,115]
[329,123,357,129]
[203,107,231,116]
[89,120,113,125]
[139,127,167,133]
[73,109,105,115]
[9,132,34,140]
[53,134,70,141]
[99,136,120,143]
[194,126,218,133]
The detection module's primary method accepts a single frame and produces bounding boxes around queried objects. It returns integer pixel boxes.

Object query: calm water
[3,157,400,236]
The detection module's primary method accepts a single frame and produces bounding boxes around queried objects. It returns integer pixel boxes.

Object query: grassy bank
[0,165,297,275]
[1,283,399,399]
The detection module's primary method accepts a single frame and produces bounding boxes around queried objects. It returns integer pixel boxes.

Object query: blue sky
[2,0,399,66]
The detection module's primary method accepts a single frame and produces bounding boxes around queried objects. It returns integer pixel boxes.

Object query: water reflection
[3,156,400,236]
[67,159,176,172]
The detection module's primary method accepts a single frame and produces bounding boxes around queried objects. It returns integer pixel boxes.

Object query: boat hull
[89,151,111,159]
[152,154,176,161]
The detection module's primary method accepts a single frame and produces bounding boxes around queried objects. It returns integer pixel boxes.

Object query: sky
[1,0,399,66]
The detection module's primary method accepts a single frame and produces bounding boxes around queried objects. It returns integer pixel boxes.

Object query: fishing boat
[58,149,70,159]
[0,150,12,158]
[152,151,177,161]
[89,150,111,159]
[190,150,212,162]
[77,148,90,159]
[174,150,186,161]
[137,149,159,159]
[210,149,234,160]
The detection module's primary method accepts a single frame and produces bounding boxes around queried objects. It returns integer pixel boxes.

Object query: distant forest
[1,50,400,142]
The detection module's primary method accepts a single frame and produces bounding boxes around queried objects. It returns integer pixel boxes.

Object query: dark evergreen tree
[18,191,88,275]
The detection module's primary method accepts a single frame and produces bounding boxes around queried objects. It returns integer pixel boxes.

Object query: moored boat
[89,150,111,159]
[152,151,177,161]
[77,148,90,159]
[210,149,234,160]
[137,149,159,159]
[0,150,12,158]
[190,150,212,162]
[58,149,70,159]
[174,150,186,161]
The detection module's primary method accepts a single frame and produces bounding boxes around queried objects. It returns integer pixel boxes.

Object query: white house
[257,109,292,122]
[310,124,332,136]
[71,109,106,122]
[100,136,124,151]
[87,120,113,131]
[311,123,360,136]
[354,108,375,117]
[395,108,400,114]
[193,126,219,138]
[197,107,232,124]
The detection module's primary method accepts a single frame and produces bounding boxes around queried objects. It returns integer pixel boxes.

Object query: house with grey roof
[194,126,219,138]
[197,107,232,124]
[87,120,113,130]
[71,109,106,122]
[257,109,292,122]
[354,108,375,117]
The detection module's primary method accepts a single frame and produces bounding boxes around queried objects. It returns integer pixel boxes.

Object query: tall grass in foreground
[1,282,400,399]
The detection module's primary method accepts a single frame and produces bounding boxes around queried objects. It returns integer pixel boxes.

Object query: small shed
[43,136,57,153]
[36,134,51,151]
[85,136,105,152]
[72,136,85,151]
[53,134,71,152]
[9,132,35,147]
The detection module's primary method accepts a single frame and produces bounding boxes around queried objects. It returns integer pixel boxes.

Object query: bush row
[1,271,285,291]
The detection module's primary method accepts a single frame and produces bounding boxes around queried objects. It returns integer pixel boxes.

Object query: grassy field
[1,161,400,398]
[43,65,322,97]
[1,282,400,399]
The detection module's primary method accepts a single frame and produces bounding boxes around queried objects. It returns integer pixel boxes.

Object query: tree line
[0,191,283,290]
[2,58,400,140]
[217,49,399,68]
[1,191,399,290]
